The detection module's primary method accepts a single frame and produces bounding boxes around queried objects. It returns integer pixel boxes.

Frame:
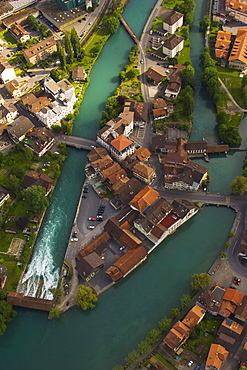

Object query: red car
[89,217,96,221]
[233,277,241,285]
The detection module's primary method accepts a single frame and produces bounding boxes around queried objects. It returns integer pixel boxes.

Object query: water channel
[1,0,247,368]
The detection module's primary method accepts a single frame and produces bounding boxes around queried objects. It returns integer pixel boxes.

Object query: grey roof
[6,115,34,139]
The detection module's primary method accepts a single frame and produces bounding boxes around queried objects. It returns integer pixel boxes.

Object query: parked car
[240,258,246,265]
[188,361,193,367]
[82,195,87,198]
[87,225,95,229]
[233,277,241,285]
[119,246,125,251]
[89,217,96,221]
[83,190,88,193]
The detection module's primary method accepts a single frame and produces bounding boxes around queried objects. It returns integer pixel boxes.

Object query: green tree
[70,28,81,60]
[4,174,20,196]
[191,273,211,291]
[178,123,191,131]
[76,285,98,310]
[9,167,24,179]
[50,68,68,82]
[224,242,230,249]
[0,291,16,336]
[182,65,195,88]
[201,67,218,83]
[105,16,120,34]
[27,15,39,30]
[216,111,229,125]
[200,15,210,31]
[118,71,126,81]
[220,251,227,258]
[159,316,171,331]
[22,185,48,213]
[125,350,139,367]
[39,23,49,38]
[171,308,180,319]
[106,96,119,113]
[112,365,125,370]
[65,30,74,64]
[0,151,4,167]
[183,92,194,117]
[180,294,191,309]
[138,340,151,354]
[146,328,162,344]
[56,42,66,70]
[230,176,247,195]
[218,124,241,146]
[49,307,61,319]
[228,231,236,238]
[126,68,139,80]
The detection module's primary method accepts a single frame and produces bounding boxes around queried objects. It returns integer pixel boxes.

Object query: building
[21,171,53,195]
[226,0,247,24]
[205,344,229,370]
[23,36,57,64]
[163,320,191,353]
[145,66,167,85]
[7,292,54,311]
[132,161,156,184]
[0,103,17,124]
[113,177,143,208]
[228,28,247,69]
[0,38,7,51]
[185,140,207,155]
[219,287,244,317]
[75,252,105,281]
[162,34,184,58]
[106,246,148,282]
[235,295,247,322]
[54,0,86,11]
[123,99,149,126]
[10,24,30,42]
[163,10,184,34]
[129,186,160,213]
[182,304,206,330]
[72,66,87,81]
[109,135,136,162]
[5,79,22,98]
[0,58,16,83]
[215,30,232,61]
[197,284,226,315]
[0,186,10,207]
[25,127,56,157]
[5,115,34,142]
[215,318,244,350]
[135,147,151,161]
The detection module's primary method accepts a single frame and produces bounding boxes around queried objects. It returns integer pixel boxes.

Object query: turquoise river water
[1,0,247,369]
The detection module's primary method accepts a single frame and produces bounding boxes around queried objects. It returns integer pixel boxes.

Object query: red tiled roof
[111,134,133,151]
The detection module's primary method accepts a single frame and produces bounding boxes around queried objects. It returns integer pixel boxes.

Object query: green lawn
[162,0,183,9]
[0,30,17,47]
[1,260,21,291]
[217,67,244,107]
[155,354,176,369]
[177,41,190,64]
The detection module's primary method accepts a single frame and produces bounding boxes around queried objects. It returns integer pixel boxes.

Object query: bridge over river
[58,135,97,150]
[120,16,140,43]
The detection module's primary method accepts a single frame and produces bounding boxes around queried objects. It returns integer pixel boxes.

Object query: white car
[140,59,143,63]
[188,361,193,367]
[88,225,95,229]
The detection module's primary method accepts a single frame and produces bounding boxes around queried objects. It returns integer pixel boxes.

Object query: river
[0,0,246,369]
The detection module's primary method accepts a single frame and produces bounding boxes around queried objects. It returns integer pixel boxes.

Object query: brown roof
[91,155,114,170]
[185,140,207,151]
[107,168,127,184]
[111,176,130,192]
[135,147,151,161]
[163,320,190,352]
[223,287,244,306]
[76,231,111,260]
[152,135,167,151]
[101,162,121,178]
[221,318,244,335]
[206,344,229,368]
[106,246,147,281]
[7,292,53,311]
[87,147,108,162]
[235,295,247,321]
[163,34,184,50]
[23,36,56,60]
[115,177,143,205]
[6,115,34,140]
[72,66,85,80]
[220,301,237,317]
[146,67,166,85]
[21,171,53,193]
[132,161,155,180]
[182,304,205,330]
[124,99,149,122]
[163,10,183,26]
[104,218,141,249]
[129,186,160,212]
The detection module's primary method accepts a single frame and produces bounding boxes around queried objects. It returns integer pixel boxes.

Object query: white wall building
[163,10,184,34]
[162,34,184,58]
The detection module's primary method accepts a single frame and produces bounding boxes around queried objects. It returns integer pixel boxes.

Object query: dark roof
[152,135,166,151]
[125,99,149,122]
[26,127,55,154]
[114,177,143,206]
[146,67,166,85]
[87,147,109,162]
[76,231,110,260]
[5,116,34,140]
[185,141,207,151]
[163,10,183,26]
[21,171,53,193]
[172,198,194,218]
[104,218,142,249]
[76,252,105,279]
[235,295,247,321]
[215,332,235,351]
[7,292,53,311]
[163,34,184,50]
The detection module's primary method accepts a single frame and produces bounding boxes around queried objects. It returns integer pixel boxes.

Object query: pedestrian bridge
[120,16,140,44]
[59,135,97,150]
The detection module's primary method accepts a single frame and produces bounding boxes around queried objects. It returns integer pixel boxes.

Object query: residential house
[123,99,149,126]
[76,231,110,261]
[135,147,151,161]
[145,66,167,85]
[72,66,87,81]
[0,103,17,124]
[5,79,22,98]
[10,23,30,42]
[21,171,53,195]
[5,115,34,142]
[101,162,122,180]
[162,34,184,58]
[219,287,244,318]
[163,10,184,34]
[234,295,247,322]
[75,252,105,281]
[104,218,142,250]
[165,70,183,99]
[106,168,127,185]
[215,318,244,351]
[152,135,167,153]
[205,344,229,370]
[20,92,53,115]
[215,30,232,61]
[163,320,191,353]
[129,186,160,213]
[182,304,206,330]
[25,127,56,157]
[113,177,143,208]
[23,36,56,64]
[0,57,16,83]
[0,186,10,207]
[109,134,136,162]
[226,0,247,24]
[132,161,156,184]
[197,284,226,315]
[106,246,147,282]
[152,98,174,119]
[228,28,247,69]
[87,147,108,162]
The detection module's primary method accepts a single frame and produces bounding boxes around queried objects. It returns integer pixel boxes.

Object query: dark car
[233,277,241,285]
[82,195,87,198]
[240,258,246,265]
[83,190,88,193]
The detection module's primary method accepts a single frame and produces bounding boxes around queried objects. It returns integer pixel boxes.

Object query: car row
[71,231,78,242]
